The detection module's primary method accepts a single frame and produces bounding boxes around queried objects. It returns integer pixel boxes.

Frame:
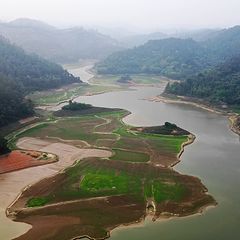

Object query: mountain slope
[0,19,122,63]
[0,36,80,127]
[204,26,240,60]
[97,26,240,80]
[165,55,240,105]
[97,38,213,79]
[0,36,80,91]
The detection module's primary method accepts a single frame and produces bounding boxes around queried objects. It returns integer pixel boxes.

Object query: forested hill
[97,26,240,80]
[165,55,240,106]
[203,26,240,59]
[0,36,80,127]
[97,38,213,79]
[0,36,80,91]
[0,18,122,63]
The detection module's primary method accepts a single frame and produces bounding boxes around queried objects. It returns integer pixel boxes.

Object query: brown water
[74,86,240,240]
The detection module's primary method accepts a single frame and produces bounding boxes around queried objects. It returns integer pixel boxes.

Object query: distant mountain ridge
[120,28,221,47]
[97,38,215,79]
[97,26,240,79]
[0,18,123,63]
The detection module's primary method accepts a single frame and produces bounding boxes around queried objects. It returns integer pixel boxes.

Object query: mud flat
[147,95,223,115]
[8,116,216,240]
[0,137,111,240]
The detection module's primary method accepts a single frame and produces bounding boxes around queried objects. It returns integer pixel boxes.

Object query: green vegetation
[80,170,140,196]
[143,179,187,203]
[232,106,240,114]
[12,109,190,207]
[110,149,150,163]
[152,181,187,203]
[13,110,188,167]
[0,75,34,127]
[30,84,125,105]
[62,100,92,111]
[134,122,190,136]
[166,55,240,107]
[0,36,80,127]
[28,159,189,205]
[27,197,50,207]
[0,36,80,92]
[54,164,143,200]
[117,75,132,83]
[0,137,10,155]
[96,38,213,79]
[97,26,240,80]
[90,74,163,85]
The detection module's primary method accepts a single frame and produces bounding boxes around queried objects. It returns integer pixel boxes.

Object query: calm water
[75,86,240,240]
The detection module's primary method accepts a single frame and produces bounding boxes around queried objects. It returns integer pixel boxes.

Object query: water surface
[75,86,240,240]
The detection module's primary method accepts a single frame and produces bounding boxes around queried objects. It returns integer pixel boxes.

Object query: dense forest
[97,38,213,79]
[0,18,123,63]
[165,55,240,106]
[0,36,80,127]
[97,26,240,80]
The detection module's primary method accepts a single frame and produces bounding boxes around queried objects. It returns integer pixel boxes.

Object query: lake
[1,65,240,240]
[74,85,240,240]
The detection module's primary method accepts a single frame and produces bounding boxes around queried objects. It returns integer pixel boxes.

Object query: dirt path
[0,137,112,240]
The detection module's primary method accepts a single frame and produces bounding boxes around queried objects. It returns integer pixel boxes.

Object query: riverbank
[7,109,215,240]
[1,66,221,240]
[147,95,240,136]
[173,134,196,167]
[0,137,112,240]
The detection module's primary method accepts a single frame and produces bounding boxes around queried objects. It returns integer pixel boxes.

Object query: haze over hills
[0,36,80,127]
[97,38,215,79]
[120,28,221,48]
[97,25,240,80]
[0,18,123,63]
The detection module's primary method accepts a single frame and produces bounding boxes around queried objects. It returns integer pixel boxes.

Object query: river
[74,86,240,240]
[1,65,240,239]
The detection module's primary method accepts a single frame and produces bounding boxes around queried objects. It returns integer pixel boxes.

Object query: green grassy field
[90,74,166,85]
[27,197,51,207]
[110,149,150,163]
[29,84,125,105]
[12,110,187,164]
[25,158,189,207]
[12,109,190,207]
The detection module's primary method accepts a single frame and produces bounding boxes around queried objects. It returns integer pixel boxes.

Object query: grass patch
[110,149,149,163]
[30,84,125,105]
[55,164,143,200]
[90,74,165,85]
[153,180,187,203]
[27,197,51,207]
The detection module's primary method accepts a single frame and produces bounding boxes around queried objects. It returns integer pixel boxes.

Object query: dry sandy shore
[0,137,111,240]
[147,96,223,114]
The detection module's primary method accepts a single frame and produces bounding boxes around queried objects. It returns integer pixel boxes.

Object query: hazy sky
[1,0,240,31]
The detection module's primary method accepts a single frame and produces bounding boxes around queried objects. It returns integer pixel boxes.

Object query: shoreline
[1,66,219,240]
[147,95,240,137]
[3,109,214,240]
[0,138,112,240]
[171,133,196,168]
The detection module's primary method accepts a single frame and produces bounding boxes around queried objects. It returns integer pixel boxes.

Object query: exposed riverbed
[74,86,240,240]
[1,65,240,240]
